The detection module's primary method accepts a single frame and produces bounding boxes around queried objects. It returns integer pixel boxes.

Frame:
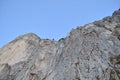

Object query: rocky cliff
[0,9,120,80]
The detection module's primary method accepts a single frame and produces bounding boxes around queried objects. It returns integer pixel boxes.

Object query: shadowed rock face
[0,9,120,80]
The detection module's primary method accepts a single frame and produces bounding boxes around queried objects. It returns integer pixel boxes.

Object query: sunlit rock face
[0,9,120,80]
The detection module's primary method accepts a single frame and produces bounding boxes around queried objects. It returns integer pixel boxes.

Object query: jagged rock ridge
[0,9,120,80]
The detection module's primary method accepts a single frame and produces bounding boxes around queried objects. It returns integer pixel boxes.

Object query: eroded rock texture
[0,9,120,80]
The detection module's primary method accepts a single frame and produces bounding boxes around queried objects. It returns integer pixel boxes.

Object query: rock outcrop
[0,9,120,80]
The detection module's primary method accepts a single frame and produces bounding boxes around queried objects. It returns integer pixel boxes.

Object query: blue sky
[0,0,120,47]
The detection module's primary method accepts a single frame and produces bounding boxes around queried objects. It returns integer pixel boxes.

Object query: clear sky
[0,0,120,47]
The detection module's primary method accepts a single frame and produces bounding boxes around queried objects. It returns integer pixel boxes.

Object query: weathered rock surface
[0,9,120,80]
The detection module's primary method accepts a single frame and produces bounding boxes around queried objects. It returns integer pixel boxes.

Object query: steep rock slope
[0,9,120,80]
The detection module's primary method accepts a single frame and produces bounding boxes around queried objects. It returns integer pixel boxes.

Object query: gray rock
[0,9,120,80]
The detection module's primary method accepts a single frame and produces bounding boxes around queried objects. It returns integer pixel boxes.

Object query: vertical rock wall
[0,9,120,80]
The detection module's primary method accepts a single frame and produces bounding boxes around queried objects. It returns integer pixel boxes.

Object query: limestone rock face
[0,9,120,80]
